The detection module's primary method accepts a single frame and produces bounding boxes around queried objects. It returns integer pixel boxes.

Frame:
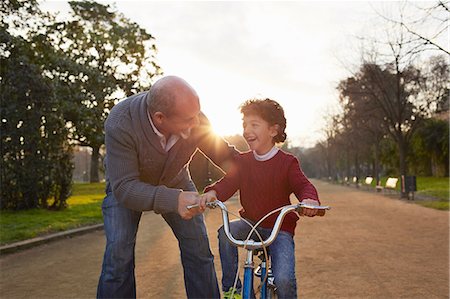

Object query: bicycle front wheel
[266,284,277,299]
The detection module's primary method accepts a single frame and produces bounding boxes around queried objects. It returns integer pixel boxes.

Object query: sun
[206,109,242,138]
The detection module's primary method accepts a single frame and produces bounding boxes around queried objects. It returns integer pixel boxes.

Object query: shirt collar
[253,146,279,161]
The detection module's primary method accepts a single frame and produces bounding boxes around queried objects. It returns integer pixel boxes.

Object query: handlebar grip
[297,204,329,216]
[317,209,326,217]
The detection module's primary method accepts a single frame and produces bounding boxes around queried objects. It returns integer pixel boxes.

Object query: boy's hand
[199,191,217,211]
[300,198,320,217]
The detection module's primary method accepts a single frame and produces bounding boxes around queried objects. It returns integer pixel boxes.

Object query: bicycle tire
[266,284,277,299]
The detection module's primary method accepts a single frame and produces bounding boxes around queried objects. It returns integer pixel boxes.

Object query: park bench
[352,176,360,188]
[376,177,398,193]
[363,176,373,190]
[343,176,360,187]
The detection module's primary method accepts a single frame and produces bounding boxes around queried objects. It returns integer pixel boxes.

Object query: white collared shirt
[253,146,279,161]
[147,111,180,152]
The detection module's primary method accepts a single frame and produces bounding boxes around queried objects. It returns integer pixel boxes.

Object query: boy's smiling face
[242,114,278,155]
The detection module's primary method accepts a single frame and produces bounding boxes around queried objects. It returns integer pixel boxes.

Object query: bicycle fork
[243,249,274,299]
[255,251,276,299]
[259,254,268,299]
[243,250,254,299]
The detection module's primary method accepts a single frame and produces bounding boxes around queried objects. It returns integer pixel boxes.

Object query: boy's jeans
[97,191,220,298]
[218,219,297,299]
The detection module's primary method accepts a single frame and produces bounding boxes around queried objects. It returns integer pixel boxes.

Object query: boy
[201,98,320,299]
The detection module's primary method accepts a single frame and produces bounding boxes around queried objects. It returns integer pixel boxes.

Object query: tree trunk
[326,147,332,178]
[354,153,360,179]
[397,138,408,198]
[445,158,449,177]
[90,146,100,183]
[345,146,351,181]
[374,144,381,186]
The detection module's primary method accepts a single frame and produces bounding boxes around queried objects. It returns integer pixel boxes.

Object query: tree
[1,0,73,209]
[420,55,450,114]
[338,70,389,185]
[334,54,448,190]
[48,1,162,182]
[411,118,449,176]
[381,1,449,55]
[317,114,342,180]
[314,1,449,184]
[356,2,449,195]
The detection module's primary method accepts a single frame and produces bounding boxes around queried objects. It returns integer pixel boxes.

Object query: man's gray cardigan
[104,92,237,214]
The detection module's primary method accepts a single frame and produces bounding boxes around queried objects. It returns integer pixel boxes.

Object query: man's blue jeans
[97,192,220,298]
[218,219,297,299]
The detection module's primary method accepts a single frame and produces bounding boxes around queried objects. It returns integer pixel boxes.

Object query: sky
[40,1,432,148]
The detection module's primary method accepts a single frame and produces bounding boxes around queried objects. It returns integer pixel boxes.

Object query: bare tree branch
[374,1,449,55]
[400,21,450,55]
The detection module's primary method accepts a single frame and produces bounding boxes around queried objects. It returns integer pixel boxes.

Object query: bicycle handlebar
[188,200,330,250]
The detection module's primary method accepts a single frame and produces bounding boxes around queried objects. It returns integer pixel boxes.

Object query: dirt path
[0,180,448,298]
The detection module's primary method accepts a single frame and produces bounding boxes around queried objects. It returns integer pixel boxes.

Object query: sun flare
[207,111,242,138]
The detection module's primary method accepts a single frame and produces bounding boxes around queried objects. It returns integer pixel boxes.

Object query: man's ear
[153,112,165,125]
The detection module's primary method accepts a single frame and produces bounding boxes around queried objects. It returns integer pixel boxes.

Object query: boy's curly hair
[240,98,287,143]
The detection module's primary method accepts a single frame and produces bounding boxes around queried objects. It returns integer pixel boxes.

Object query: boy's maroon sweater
[205,150,319,235]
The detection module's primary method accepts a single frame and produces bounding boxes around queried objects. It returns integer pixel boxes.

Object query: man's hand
[299,198,320,217]
[178,191,201,220]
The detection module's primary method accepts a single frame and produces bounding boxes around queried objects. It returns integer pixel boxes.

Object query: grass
[0,183,105,245]
[368,176,449,210]
[414,177,449,210]
[415,177,449,200]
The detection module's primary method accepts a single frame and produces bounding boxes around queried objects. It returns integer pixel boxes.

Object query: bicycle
[188,200,330,299]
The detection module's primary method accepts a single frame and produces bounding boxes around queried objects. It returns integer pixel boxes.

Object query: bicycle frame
[194,200,330,299]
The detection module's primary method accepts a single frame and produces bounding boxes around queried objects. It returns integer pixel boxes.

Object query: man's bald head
[147,76,199,116]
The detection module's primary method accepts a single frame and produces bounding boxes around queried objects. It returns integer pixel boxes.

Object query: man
[97,76,238,298]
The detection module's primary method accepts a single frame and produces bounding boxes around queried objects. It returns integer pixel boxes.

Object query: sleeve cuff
[153,186,182,214]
